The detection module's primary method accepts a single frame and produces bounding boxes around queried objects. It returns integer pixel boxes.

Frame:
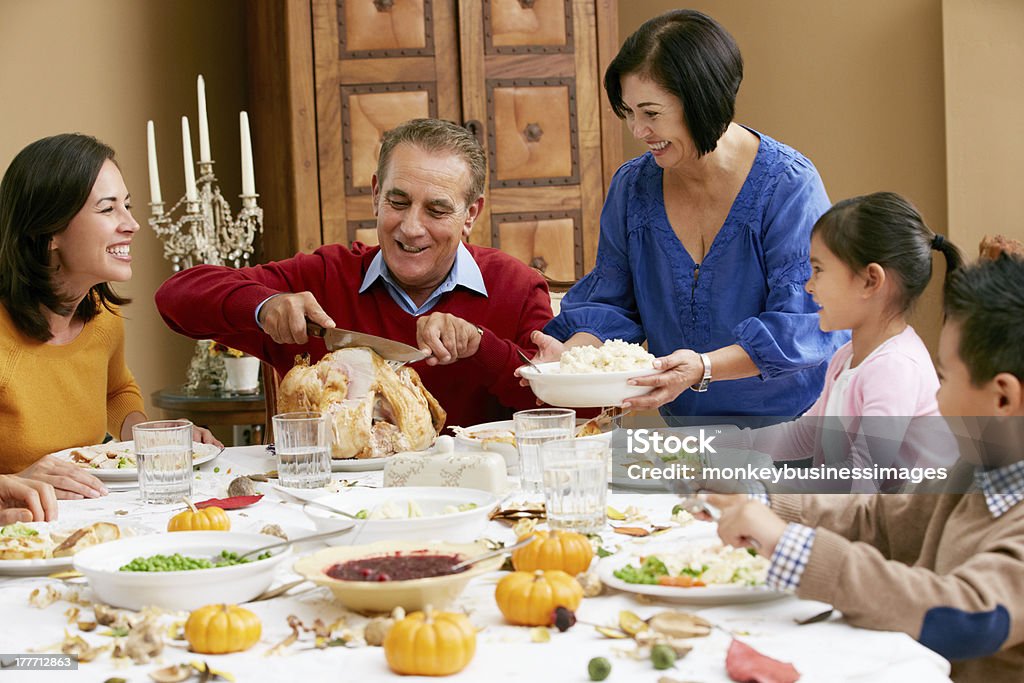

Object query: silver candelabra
[148,160,263,271]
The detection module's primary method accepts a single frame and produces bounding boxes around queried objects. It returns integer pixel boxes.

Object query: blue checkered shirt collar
[973,459,1024,518]
[358,242,487,315]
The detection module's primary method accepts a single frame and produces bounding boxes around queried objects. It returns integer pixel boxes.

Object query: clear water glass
[134,420,194,504]
[273,412,331,488]
[513,408,575,494]
[541,439,609,534]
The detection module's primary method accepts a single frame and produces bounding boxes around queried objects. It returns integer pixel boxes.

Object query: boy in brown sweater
[713,251,1024,682]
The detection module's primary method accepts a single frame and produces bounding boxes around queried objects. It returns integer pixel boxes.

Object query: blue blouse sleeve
[544,164,645,343]
[732,159,846,379]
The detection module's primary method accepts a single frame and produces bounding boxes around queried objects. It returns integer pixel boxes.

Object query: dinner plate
[598,553,784,606]
[332,457,386,472]
[0,521,146,576]
[50,441,223,482]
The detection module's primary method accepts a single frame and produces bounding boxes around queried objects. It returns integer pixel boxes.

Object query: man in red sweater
[155,118,552,427]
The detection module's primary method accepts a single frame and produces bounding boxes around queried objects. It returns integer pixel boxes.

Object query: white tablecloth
[0,446,952,682]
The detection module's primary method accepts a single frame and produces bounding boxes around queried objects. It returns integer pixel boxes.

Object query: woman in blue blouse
[538,10,848,421]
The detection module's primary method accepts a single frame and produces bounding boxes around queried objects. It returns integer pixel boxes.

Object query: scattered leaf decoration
[194,495,263,510]
[612,526,650,537]
[529,626,551,643]
[606,506,627,521]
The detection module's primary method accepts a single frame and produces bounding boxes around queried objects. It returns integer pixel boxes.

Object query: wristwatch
[691,353,712,392]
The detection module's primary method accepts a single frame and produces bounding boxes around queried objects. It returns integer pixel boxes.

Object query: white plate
[598,552,784,606]
[50,441,223,482]
[332,457,386,472]
[518,362,659,408]
[0,521,145,576]
[453,419,614,470]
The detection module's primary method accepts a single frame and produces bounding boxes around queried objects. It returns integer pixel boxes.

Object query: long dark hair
[0,133,130,341]
[812,192,964,314]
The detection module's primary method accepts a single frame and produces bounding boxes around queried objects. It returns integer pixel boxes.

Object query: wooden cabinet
[247,0,621,284]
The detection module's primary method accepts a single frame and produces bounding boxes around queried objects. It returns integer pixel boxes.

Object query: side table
[151,386,266,444]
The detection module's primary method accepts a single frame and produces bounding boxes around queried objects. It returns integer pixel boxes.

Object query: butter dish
[383,436,509,493]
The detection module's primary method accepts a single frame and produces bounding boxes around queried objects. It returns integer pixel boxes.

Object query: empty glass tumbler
[541,439,609,534]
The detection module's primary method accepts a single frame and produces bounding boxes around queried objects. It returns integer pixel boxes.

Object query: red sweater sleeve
[466,269,552,410]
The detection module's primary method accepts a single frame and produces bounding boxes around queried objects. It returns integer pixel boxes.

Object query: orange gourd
[495,569,583,626]
[511,529,593,575]
[184,604,261,654]
[383,605,476,676]
[168,501,230,532]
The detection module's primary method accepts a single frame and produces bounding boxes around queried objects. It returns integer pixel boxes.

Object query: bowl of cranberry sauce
[326,552,465,582]
[294,540,503,613]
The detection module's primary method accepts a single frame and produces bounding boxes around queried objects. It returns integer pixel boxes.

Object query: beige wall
[618,1,949,351]
[0,0,246,417]
[944,0,1024,250]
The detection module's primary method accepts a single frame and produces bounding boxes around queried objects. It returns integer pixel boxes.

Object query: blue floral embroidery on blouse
[546,129,849,421]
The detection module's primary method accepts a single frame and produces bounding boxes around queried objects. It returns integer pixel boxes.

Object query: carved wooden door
[309,0,619,282]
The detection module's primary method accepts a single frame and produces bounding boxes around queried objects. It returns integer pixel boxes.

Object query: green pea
[588,657,611,681]
[651,644,676,670]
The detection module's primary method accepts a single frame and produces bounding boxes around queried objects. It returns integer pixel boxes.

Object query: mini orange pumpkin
[168,501,230,532]
[511,529,593,575]
[185,603,261,654]
[495,569,583,626]
[383,605,476,676]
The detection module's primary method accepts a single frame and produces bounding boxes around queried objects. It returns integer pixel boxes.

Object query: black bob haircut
[0,133,129,342]
[944,251,1024,385]
[604,9,743,157]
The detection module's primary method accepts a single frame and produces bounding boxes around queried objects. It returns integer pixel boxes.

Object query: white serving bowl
[518,362,659,408]
[294,540,502,614]
[453,419,614,470]
[73,531,292,611]
[303,487,500,546]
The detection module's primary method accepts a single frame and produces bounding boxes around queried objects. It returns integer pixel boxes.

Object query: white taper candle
[197,75,211,162]
[240,111,255,195]
[146,120,162,204]
[181,116,198,201]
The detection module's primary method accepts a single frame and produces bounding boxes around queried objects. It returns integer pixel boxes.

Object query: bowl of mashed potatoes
[519,340,659,408]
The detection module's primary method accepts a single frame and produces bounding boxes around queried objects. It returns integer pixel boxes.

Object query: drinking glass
[273,412,331,488]
[513,408,575,494]
[541,439,609,534]
[134,420,194,504]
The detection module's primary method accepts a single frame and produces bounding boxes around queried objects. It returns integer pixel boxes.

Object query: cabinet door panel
[495,212,581,282]
[345,88,435,192]
[491,82,576,183]
[487,0,570,49]
[341,0,428,54]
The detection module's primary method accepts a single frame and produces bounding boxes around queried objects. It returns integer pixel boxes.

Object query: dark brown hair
[0,133,129,341]
[944,252,1024,384]
[812,192,964,314]
[605,9,743,157]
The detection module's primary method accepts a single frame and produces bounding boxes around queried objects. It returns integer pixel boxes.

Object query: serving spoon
[450,534,538,572]
[236,526,355,561]
[516,348,543,373]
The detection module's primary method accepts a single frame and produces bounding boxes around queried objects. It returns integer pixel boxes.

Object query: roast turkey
[277,348,446,459]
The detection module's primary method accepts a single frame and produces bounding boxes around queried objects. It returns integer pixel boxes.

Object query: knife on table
[305,322,430,364]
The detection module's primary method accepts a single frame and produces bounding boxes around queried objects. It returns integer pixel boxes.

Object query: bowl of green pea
[73,531,292,610]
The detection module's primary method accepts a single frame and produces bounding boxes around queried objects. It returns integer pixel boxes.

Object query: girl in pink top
[731,192,964,491]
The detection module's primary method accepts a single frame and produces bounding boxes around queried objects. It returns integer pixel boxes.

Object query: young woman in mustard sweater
[0,133,218,501]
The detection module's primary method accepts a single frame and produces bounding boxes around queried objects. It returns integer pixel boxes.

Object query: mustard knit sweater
[0,303,144,473]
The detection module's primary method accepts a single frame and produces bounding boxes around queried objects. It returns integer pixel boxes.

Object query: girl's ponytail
[930,233,964,287]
